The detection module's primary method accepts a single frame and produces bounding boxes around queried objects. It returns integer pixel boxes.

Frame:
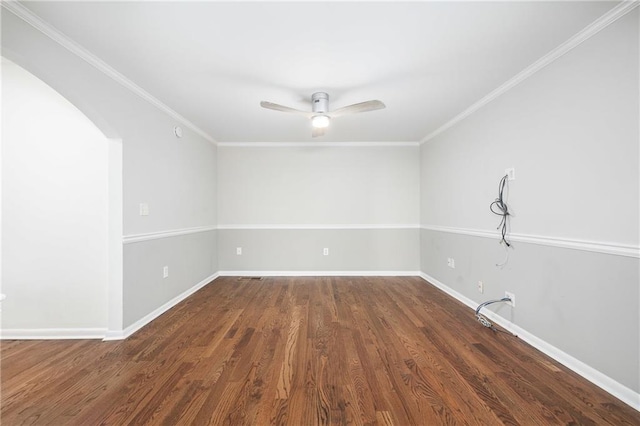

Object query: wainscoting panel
[420,227,639,398]
[218,227,420,273]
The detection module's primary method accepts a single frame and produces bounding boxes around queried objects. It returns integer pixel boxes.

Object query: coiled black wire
[490,175,510,247]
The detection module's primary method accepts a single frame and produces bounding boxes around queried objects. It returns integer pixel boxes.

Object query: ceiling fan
[260,92,385,137]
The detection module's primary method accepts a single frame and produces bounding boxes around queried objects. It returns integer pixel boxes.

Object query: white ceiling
[22,1,617,143]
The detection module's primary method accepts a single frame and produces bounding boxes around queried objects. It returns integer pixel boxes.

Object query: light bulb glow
[311,115,330,128]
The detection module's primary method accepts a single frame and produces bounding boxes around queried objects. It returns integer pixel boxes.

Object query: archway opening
[1,57,122,338]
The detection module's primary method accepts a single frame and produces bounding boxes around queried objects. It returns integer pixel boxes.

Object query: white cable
[475,297,517,336]
[495,241,510,269]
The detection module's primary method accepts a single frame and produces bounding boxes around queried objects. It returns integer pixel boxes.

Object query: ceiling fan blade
[329,100,386,117]
[312,127,326,138]
[260,101,312,118]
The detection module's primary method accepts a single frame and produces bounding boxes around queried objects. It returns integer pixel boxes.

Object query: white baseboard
[419,272,640,412]
[217,224,420,230]
[0,328,107,340]
[217,270,421,277]
[103,272,219,341]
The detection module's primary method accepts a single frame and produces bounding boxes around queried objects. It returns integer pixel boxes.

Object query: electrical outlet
[505,291,515,307]
[236,247,242,255]
[323,248,329,256]
[139,203,149,216]
[447,257,455,269]
[478,281,484,293]
[163,266,169,278]
[505,168,515,181]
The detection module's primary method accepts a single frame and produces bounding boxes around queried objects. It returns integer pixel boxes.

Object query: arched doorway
[1,57,122,338]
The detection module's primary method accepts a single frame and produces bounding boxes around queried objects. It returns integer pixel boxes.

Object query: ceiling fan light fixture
[260,92,385,137]
[311,115,330,128]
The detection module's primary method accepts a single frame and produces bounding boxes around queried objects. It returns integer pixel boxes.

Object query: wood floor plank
[2,276,638,425]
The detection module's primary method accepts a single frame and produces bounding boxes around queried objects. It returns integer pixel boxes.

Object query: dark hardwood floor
[2,276,638,425]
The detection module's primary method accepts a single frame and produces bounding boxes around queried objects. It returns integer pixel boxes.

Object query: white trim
[1,273,220,341]
[123,225,217,244]
[218,271,420,277]
[0,328,107,340]
[123,224,418,241]
[421,225,640,258]
[218,224,420,230]
[217,141,419,148]
[107,138,124,334]
[418,272,640,412]
[103,272,219,341]
[421,224,498,240]
[420,1,639,144]
[1,1,217,145]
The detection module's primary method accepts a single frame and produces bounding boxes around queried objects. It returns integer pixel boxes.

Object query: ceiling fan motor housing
[312,92,329,114]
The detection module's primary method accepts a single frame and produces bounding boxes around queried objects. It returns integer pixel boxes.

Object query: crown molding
[420,0,639,145]
[217,141,420,148]
[1,0,217,145]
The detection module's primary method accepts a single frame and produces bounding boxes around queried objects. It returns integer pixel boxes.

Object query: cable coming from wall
[490,174,512,268]
[475,297,517,336]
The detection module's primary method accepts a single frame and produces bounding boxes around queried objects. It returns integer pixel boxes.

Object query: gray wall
[219,228,418,273]
[2,11,218,330]
[123,230,217,327]
[421,229,639,392]
[218,145,420,272]
[420,10,639,394]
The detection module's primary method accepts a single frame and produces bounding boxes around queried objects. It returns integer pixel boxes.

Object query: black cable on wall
[490,174,511,247]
